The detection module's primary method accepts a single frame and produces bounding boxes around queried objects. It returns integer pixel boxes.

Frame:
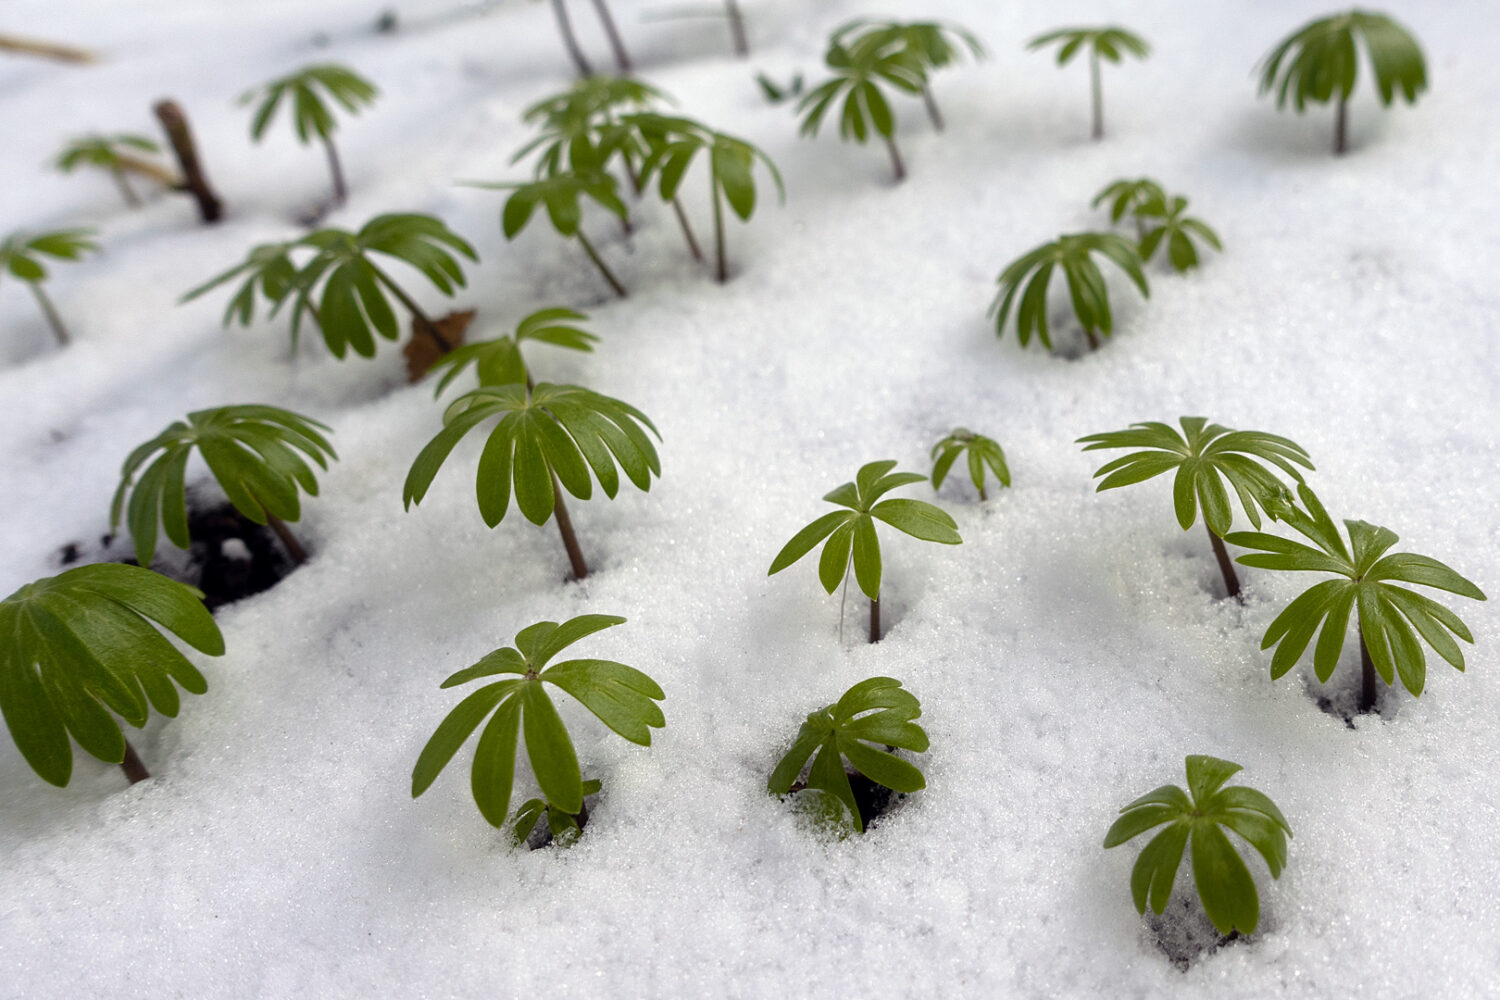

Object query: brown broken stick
[0,32,97,63]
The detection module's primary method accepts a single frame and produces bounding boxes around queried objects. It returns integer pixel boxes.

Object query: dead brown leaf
[404,309,474,383]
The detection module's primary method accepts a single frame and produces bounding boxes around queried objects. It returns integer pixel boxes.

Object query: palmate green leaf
[466,171,627,241]
[929,427,1013,498]
[110,404,337,566]
[241,63,378,144]
[181,241,304,330]
[412,616,663,830]
[768,677,927,833]
[0,228,99,290]
[796,25,926,150]
[403,382,660,529]
[428,307,597,398]
[1225,482,1487,697]
[1258,11,1426,111]
[832,19,985,77]
[514,76,668,179]
[990,232,1147,349]
[1027,26,1150,65]
[1077,416,1313,537]
[769,460,962,604]
[1091,177,1165,223]
[1105,755,1290,936]
[55,133,163,173]
[627,113,785,227]
[1135,193,1223,273]
[0,563,224,787]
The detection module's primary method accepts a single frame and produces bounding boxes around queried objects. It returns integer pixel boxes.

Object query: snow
[2,0,1498,995]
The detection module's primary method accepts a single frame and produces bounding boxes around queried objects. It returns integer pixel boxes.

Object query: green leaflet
[0,227,98,291]
[428,307,598,398]
[1104,756,1291,936]
[1258,12,1426,111]
[412,616,664,834]
[241,63,379,144]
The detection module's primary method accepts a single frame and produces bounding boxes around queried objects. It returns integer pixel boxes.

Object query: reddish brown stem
[1207,525,1241,601]
[883,133,906,183]
[576,231,627,298]
[869,597,881,644]
[153,99,222,223]
[1334,92,1348,155]
[551,473,589,581]
[120,739,149,784]
[550,0,594,76]
[268,515,308,566]
[725,0,748,56]
[1359,629,1377,713]
[921,84,945,132]
[322,135,347,206]
[588,0,632,73]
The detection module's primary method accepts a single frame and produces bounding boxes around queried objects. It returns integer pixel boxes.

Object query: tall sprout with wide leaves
[287,214,477,359]
[1,564,224,787]
[1258,10,1426,154]
[990,233,1148,353]
[0,228,98,347]
[111,405,337,568]
[55,133,176,208]
[241,63,379,206]
[628,113,784,281]
[1105,756,1291,937]
[429,307,598,398]
[769,460,961,643]
[1226,482,1485,713]
[797,26,927,182]
[1027,26,1150,140]
[412,614,663,839]
[1076,417,1314,600]
[768,677,927,834]
[831,19,985,132]
[466,171,630,297]
[403,382,660,581]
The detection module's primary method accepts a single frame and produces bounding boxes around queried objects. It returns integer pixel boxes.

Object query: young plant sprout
[797,26,926,182]
[181,241,311,339]
[1226,482,1486,713]
[0,227,98,346]
[412,614,664,834]
[1026,26,1150,140]
[990,233,1148,353]
[112,404,337,568]
[1092,177,1166,238]
[1105,756,1291,937]
[1076,417,1314,600]
[0,563,224,787]
[769,460,962,643]
[1258,10,1427,155]
[831,19,985,131]
[288,214,477,358]
[628,113,784,281]
[467,171,630,297]
[429,307,597,397]
[510,778,603,847]
[54,133,176,208]
[241,63,379,206]
[1135,193,1223,273]
[767,676,927,834]
[930,428,1010,500]
[514,76,667,182]
[403,382,660,581]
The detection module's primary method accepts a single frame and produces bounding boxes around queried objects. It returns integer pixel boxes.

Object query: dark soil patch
[1145,895,1247,970]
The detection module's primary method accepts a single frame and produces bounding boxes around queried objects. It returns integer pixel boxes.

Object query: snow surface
[2,0,1498,996]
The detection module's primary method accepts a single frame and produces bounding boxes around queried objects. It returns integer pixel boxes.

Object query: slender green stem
[1206,525,1242,601]
[1090,49,1103,140]
[711,174,728,282]
[921,83,945,132]
[576,230,627,298]
[671,197,704,262]
[882,133,906,183]
[367,261,453,352]
[111,165,141,207]
[30,282,70,346]
[121,739,149,784]
[322,135,347,206]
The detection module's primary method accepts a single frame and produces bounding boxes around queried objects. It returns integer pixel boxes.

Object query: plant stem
[978,483,987,501]
[111,166,141,208]
[550,0,594,77]
[368,263,453,352]
[1206,524,1241,601]
[1334,92,1348,155]
[322,135,348,207]
[882,133,906,183]
[1083,327,1100,351]
[711,173,728,282]
[550,470,589,580]
[1359,629,1377,714]
[120,739,149,784]
[29,283,71,346]
[1089,49,1104,140]
[153,99,222,223]
[921,83,945,132]
[575,231,627,298]
[671,197,704,262]
[267,515,308,566]
[588,0,632,73]
[724,0,748,57]
[868,596,881,644]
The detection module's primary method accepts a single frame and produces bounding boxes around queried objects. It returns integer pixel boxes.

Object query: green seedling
[181,241,310,338]
[769,460,961,643]
[798,26,926,181]
[412,614,664,835]
[55,133,177,208]
[930,428,1010,500]
[832,19,985,131]
[1077,417,1313,600]
[756,72,804,104]
[288,213,477,359]
[241,63,379,205]
[1226,482,1485,712]
[628,112,784,281]
[510,778,604,847]
[468,171,629,297]
[0,563,224,786]
[990,232,1148,353]
[767,676,927,834]
[1258,10,1426,155]
[112,404,336,568]
[1105,755,1291,937]
[1027,26,1149,140]
[0,227,98,347]
[1092,177,1165,238]
[429,307,597,397]
[403,382,660,581]
[1136,194,1222,272]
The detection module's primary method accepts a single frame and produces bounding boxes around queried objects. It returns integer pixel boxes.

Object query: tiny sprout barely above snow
[0,227,98,347]
[930,428,1010,501]
[241,63,379,205]
[1027,26,1150,140]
